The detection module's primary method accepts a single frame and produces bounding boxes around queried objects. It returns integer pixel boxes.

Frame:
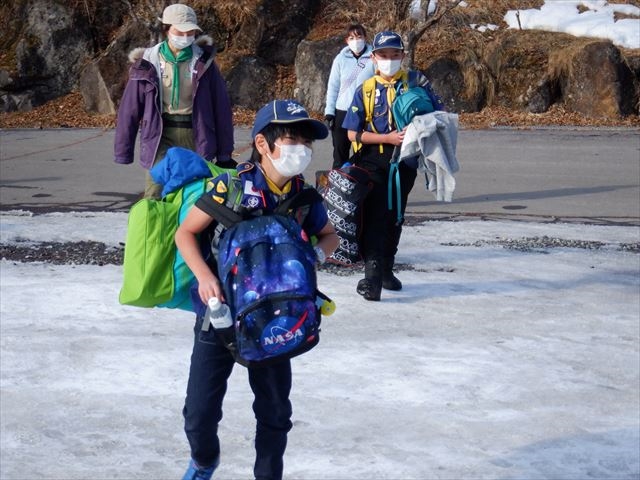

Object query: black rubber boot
[382,257,402,291]
[356,260,382,301]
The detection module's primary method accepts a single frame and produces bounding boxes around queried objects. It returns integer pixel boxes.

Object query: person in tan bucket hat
[114,3,234,199]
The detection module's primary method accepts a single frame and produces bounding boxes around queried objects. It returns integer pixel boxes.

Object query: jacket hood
[128,35,214,63]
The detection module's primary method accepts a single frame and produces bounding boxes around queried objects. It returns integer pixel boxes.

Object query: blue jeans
[183,315,293,480]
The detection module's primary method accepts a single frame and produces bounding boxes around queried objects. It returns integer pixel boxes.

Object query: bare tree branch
[121,0,139,23]
[404,0,463,69]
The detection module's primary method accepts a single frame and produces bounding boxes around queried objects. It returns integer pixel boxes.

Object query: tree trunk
[402,0,462,71]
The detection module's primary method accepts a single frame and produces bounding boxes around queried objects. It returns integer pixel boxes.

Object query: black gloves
[324,114,335,129]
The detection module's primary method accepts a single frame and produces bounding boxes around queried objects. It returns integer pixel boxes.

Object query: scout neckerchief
[159,41,193,109]
[373,70,405,129]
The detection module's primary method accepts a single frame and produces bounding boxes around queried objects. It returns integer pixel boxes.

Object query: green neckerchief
[159,41,194,110]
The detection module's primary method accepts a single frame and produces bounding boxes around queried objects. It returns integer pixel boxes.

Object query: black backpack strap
[275,187,323,216]
[197,173,247,229]
[201,179,322,230]
[198,198,244,229]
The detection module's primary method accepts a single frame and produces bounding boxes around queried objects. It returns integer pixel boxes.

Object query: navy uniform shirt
[342,70,444,135]
[196,161,328,238]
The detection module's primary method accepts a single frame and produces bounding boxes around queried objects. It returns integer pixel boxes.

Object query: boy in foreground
[175,99,339,480]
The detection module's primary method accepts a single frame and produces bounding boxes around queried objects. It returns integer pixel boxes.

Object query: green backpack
[119,166,236,311]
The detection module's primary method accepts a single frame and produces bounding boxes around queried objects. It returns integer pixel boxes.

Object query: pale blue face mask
[376,58,402,77]
[168,33,195,50]
[348,38,366,54]
[268,143,313,177]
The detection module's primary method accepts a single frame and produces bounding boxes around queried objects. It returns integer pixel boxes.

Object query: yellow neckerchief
[258,163,292,195]
[373,70,406,129]
[264,175,292,195]
[358,70,405,153]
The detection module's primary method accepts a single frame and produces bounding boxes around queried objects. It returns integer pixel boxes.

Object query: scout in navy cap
[248,99,328,182]
[174,96,338,479]
[372,31,404,52]
[369,30,406,79]
[341,29,445,301]
[251,99,329,140]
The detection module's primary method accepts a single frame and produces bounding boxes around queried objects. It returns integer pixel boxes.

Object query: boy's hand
[387,128,405,146]
[198,275,225,305]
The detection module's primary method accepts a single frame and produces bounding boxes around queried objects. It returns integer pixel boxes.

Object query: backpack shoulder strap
[197,173,245,229]
[201,176,321,230]
[362,76,377,127]
[395,70,412,95]
[352,76,378,155]
[275,186,323,216]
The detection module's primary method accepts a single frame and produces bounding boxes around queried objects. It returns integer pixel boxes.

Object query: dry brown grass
[459,103,640,129]
[1,0,638,130]
[207,0,260,31]
[547,36,604,81]
[312,0,546,40]
[1,90,638,130]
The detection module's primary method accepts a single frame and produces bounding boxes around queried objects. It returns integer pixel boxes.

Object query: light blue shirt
[324,45,375,115]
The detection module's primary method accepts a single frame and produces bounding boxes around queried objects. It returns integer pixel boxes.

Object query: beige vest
[159,53,194,115]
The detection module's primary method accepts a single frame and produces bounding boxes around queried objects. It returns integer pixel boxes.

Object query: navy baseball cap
[372,31,404,52]
[251,99,329,140]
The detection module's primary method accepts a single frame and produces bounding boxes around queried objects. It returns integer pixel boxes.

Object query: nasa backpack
[203,187,332,368]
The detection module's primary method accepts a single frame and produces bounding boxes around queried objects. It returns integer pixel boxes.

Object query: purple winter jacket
[114,37,234,169]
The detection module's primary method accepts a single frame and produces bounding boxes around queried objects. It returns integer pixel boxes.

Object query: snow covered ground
[1,211,638,479]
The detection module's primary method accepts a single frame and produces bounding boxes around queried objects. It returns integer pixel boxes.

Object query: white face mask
[348,38,365,55]
[268,143,313,177]
[168,33,195,50]
[376,58,402,77]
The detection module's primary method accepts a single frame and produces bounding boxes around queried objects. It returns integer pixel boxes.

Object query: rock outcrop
[556,41,637,118]
[77,21,152,115]
[1,0,92,113]
[294,36,344,113]
[1,1,638,120]
[225,57,278,110]
[424,58,485,113]
[255,0,321,66]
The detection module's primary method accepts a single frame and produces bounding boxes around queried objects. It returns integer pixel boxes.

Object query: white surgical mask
[348,38,365,55]
[376,58,402,77]
[169,33,195,50]
[268,143,313,177]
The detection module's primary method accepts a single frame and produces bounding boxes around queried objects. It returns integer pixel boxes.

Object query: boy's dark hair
[346,23,366,38]
[250,122,316,163]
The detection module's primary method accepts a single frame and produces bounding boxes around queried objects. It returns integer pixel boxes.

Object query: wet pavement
[1,126,638,225]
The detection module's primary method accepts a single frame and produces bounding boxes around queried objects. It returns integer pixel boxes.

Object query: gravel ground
[2,236,637,274]
[0,241,124,266]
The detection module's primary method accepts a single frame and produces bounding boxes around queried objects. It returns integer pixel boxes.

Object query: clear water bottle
[203,297,233,331]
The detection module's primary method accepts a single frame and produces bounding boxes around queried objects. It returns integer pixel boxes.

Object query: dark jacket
[114,36,234,169]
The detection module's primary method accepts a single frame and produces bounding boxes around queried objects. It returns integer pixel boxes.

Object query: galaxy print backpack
[204,187,334,367]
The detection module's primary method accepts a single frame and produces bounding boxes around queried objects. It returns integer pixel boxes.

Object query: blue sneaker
[182,458,219,480]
